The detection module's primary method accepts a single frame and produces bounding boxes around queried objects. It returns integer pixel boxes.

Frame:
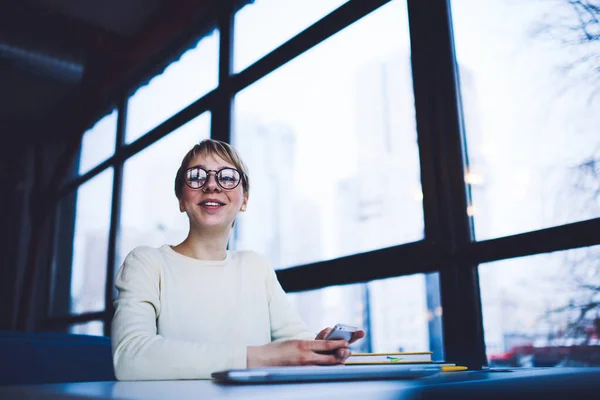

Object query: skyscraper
[233,117,323,268]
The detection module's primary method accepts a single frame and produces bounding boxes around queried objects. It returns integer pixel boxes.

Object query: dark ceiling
[30,0,160,36]
[0,0,220,142]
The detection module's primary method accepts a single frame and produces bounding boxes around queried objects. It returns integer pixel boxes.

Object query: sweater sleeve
[111,247,247,381]
[262,256,315,341]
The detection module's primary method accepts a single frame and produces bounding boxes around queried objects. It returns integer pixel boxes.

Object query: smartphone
[324,323,358,341]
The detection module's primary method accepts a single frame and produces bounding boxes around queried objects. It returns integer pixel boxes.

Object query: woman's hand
[315,327,366,344]
[314,327,366,364]
[247,339,350,368]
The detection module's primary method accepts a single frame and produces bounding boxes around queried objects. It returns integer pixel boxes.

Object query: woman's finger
[304,340,350,355]
[310,339,349,352]
[336,348,351,360]
[311,352,341,365]
[349,330,366,344]
[315,327,332,340]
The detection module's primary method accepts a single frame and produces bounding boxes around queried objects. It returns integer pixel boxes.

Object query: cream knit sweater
[111,245,314,380]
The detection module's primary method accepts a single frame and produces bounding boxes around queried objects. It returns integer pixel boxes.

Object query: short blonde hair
[174,139,250,199]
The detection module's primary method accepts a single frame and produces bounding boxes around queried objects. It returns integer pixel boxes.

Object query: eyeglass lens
[185,167,240,189]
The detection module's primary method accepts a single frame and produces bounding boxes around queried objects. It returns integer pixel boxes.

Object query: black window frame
[40,0,600,369]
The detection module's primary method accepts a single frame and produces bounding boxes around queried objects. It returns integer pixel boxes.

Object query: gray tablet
[212,364,441,383]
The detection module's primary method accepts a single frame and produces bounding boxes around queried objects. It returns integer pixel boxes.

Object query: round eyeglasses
[184,166,243,190]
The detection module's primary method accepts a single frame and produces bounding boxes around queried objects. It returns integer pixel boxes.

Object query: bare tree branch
[533,0,600,101]
[530,1,600,341]
[569,0,600,41]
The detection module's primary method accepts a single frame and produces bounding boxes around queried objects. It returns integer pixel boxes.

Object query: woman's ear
[179,201,185,213]
[240,193,249,212]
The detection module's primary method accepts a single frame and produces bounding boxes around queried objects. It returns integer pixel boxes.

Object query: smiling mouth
[199,201,225,207]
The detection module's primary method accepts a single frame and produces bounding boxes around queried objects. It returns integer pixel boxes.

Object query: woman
[111,139,365,380]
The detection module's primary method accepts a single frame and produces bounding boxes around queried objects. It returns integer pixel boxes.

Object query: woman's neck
[174,228,230,261]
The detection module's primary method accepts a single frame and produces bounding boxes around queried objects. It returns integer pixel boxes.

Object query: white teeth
[203,202,221,206]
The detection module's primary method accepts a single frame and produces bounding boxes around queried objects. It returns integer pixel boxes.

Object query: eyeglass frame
[183,165,246,191]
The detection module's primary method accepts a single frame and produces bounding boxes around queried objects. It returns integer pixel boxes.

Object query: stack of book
[346,351,466,371]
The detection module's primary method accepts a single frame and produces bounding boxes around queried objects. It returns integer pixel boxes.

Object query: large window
[233,0,423,269]
[451,0,600,240]
[119,113,211,267]
[126,31,218,143]
[42,0,598,366]
[480,245,600,367]
[234,0,349,72]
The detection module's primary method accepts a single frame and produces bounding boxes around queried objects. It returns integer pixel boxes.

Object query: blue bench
[0,330,115,385]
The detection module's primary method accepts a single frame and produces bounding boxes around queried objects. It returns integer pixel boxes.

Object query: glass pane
[368,273,444,360]
[234,0,349,72]
[288,273,444,360]
[79,110,117,175]
[70,168,113,314]
[233,1,423,269]
[451,0,600,240]
[289,284,367,352]
[69,321,104,336]
[479,245,600,367]
[126,31,218,143]
[119,112,211,267]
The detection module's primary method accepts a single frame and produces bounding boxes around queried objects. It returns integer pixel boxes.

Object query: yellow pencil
[441,366,468,372]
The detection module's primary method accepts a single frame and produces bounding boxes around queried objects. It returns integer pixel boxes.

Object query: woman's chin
[193,217,232,231]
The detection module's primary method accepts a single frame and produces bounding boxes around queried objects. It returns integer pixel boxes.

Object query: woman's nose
[203,173,220,191]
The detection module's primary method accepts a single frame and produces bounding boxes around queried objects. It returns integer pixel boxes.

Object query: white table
[1,367,599,399]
